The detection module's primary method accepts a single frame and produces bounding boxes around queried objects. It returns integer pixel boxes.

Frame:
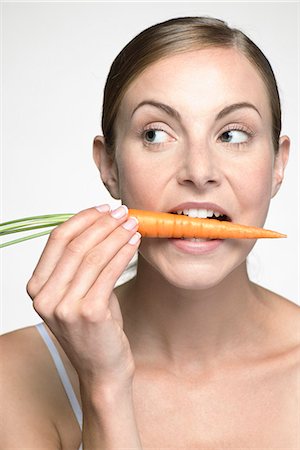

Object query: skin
[100,49,288,291]
[95,47,292,368]
[1,47,299,448]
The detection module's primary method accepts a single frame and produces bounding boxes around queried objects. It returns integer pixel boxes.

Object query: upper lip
[167,202,231,219]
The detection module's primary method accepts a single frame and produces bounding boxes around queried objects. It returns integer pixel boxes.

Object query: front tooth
[176,208,224,218]
[198,209,208,218]
[187,208,199,218]
[179,208,209,218]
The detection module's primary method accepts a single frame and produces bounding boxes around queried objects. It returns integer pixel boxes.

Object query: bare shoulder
[1,325,53,389]
[255,284,300,366]
[266,287,300,341]
[1,325,54,379]
[0,325,80,448]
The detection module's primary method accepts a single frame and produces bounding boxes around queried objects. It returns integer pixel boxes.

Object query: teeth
[180,238,208,241]
[189,238,207,242]
[176,208,224,219]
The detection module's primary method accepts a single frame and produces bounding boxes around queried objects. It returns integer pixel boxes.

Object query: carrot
[128,209,286,239]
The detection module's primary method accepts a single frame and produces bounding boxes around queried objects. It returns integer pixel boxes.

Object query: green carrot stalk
[0,214,74,248]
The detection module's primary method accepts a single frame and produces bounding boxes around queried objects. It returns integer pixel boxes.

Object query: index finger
[30,205,111,289]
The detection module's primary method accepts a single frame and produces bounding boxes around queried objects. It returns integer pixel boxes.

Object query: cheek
[116,153,163,208]
[233,155,274,226]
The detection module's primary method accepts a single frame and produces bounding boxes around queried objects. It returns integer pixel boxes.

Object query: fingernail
[95,204,111,213]
[128,232,142,245]
[122,217,139,230]
[110,205,128,219]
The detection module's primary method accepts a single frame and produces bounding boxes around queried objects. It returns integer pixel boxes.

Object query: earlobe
[271,135,290,198]
[93,135,120,199]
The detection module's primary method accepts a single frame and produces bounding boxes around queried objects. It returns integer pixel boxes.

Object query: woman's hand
[26,204,141,388]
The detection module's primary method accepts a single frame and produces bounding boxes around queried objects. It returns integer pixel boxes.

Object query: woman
[1,16,299,449]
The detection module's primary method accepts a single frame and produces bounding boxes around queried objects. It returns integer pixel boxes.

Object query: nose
[176,140,222,191]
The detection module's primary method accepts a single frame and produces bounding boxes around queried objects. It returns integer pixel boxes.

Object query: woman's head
[101,16,282,159]
[93,16,289,290]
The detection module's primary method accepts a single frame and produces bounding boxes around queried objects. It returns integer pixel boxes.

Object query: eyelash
[219,123,255,147]
[137,123,255,148]
[137,123,170,148]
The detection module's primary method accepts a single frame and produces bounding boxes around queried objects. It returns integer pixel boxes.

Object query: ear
[93,135,120,199]
[271,135,290,198]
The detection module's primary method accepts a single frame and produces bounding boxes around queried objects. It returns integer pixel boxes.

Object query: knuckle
[26,277,37,298]
[32,293,46,314]
[54,304,75,323]
[84,250,102,267]
[79,302,109,323]
[66,239,85,255]
[49,225,69,242]
[79,304,96,322]
[78,207,98,218]
[26,273,46,298]
[72,208,100,226]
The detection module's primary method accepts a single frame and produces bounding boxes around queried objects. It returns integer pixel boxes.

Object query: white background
[1,1,299,334]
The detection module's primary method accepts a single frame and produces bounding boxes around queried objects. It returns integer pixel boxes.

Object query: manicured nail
[95,204,111,213]
[110,205,128,219]
[122,217,139,230]
[128,232,141,245]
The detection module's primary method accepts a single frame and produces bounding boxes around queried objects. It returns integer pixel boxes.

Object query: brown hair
[101,16,281,157]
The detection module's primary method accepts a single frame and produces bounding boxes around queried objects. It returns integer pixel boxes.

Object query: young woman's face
[106,48,288,289]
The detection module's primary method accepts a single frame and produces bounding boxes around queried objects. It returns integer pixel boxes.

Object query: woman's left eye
[219,129,249,144]
[143,128,171,145]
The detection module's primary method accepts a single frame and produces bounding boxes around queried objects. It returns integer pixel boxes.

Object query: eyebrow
[131,100,261,121]
[216,102,262,120]
[131,100,181,120]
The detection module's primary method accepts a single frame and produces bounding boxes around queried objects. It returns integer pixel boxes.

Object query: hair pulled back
[101,16,281,157]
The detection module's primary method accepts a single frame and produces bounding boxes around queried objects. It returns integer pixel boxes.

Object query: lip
[168,237,224,255]
[167,202,231,219]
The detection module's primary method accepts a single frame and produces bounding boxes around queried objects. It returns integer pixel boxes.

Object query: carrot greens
[0,214,73,248]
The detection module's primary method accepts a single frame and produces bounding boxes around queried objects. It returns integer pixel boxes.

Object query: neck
[120,255,269,375]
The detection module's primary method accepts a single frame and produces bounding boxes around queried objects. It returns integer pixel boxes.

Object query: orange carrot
[128,209,286,239]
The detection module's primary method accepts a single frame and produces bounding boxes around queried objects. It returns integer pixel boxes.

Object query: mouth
[168,202,232,223]
[167,203,231,242]
[169,210,231,222]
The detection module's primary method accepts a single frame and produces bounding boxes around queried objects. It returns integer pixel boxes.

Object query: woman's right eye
[141,126,175,146]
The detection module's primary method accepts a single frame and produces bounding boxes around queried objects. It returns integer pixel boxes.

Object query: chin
[161,264,236,291]
[139,239,252,291]
[151,255,247,292]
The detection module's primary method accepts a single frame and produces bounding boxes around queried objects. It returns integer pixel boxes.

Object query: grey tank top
[35,322,83,450]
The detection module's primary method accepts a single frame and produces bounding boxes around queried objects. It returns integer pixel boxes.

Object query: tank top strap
[35,322,83,450]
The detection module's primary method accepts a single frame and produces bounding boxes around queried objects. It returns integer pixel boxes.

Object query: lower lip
[168,238,224,255]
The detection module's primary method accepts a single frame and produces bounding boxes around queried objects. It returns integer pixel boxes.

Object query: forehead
[118,47,271,122]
